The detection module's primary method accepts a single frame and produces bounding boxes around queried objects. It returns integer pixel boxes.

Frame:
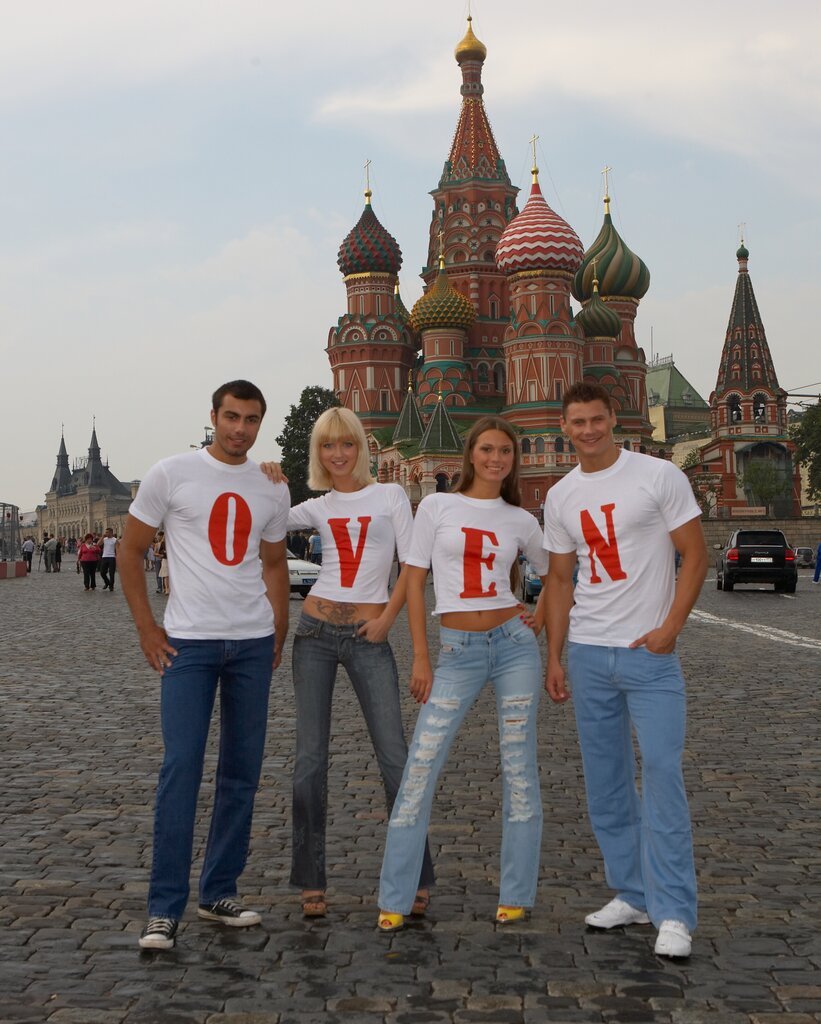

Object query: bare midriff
[303,594,386,626]
[439,606,521,632]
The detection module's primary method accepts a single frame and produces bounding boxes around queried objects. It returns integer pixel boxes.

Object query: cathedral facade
[326,17,654,514]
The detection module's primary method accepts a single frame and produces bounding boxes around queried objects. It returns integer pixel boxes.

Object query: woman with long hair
[377,416,548,931]
[274,407,434,918]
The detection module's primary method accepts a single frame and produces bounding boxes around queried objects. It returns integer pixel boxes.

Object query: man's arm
[260,538,289,670]
[630,515,708,653]
[118,513,177,674]
[544,551,577,704]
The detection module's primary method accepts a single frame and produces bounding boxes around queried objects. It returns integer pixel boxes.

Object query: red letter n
[579,503,627,584]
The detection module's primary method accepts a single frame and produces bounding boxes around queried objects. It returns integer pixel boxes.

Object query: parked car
[794,547,816,568]
[520,560,543,604]
[715,529,797,593]
[287,549,320,598]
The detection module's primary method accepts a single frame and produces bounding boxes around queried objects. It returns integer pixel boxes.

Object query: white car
[287,550,320,598]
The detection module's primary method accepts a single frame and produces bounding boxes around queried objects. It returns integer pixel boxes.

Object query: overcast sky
[3,0,820,511]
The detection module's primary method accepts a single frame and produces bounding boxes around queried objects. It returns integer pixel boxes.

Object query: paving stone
[2,568,821,1020]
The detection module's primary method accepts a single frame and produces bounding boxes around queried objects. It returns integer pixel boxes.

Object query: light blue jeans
[567,642,697,931]
[379,616,543,915]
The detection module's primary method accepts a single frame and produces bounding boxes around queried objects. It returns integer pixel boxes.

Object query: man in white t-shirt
[543,382,707,959]
[119,380,290,951]
[99,528,119,590]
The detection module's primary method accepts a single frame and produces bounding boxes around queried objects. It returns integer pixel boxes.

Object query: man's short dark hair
[562,382,613,416]
[212,380,267,418]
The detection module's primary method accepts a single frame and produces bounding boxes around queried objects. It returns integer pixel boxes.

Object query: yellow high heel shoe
[377,911,405,933]
[496,905,526,925]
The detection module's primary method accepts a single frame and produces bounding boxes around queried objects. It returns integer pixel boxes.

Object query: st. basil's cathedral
[325,15,801,517]
[327,16,654,514]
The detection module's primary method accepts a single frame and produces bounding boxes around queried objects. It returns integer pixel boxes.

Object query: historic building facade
[41,427,137,540]
[683,243,801,517]
[326,17,655,514]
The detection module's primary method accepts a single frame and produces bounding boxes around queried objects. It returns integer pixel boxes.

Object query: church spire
[714,240,779,399]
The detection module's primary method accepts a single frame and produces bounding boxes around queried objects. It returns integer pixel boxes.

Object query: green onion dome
[337,195,402,277]
[572,202,650,302]
[410,263,476,332]
[575,279,622,339]
[736,241,749,260]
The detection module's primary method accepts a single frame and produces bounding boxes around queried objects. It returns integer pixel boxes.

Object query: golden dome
[454,16,487,63]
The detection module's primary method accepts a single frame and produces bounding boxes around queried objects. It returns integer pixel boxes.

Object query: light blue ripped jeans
[378,615,543,915]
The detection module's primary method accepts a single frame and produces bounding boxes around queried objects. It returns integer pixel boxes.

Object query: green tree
[739,459,791,517]
[791,401,821,502]
[275,386,339,504]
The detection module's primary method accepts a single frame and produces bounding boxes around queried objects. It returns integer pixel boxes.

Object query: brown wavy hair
[453,416,521,507]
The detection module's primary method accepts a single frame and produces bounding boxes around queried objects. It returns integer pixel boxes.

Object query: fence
[0,502,22,561]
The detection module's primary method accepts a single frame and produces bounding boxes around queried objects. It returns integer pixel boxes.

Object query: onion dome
[337,191,402,277]
[495,170,584,275]
[394,282,410,325]
[572,196,650,302]
[736,240,749,260]
[454,15,487,64]
[410,257,476,332]
[576,278,622,339]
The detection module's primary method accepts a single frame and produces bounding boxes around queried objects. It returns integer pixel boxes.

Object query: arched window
[535,437,545,454]
[728,395,742,422]
[753,393,767,422]
[478,362,489,383]
[555,436,564,454]
[493,363,505,392]
[521,438,531,454]
[435,473,449,493]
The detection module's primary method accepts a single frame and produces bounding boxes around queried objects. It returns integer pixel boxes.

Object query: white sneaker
[654,919,692,957]
[584,897,651,929]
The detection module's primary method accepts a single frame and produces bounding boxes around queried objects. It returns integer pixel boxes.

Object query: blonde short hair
[308,407,374,491]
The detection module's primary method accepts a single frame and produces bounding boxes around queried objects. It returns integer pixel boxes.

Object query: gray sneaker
[139,916,178,950]
[197,897,262,927]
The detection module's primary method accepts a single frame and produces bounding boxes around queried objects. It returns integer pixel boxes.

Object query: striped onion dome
[337,195,402,277]
[495,176,584,275]
[572,201,649,302]
[410,263,475,332]
[576,279,622,339]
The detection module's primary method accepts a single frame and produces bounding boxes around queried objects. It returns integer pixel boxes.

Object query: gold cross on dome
[601,165,612,200]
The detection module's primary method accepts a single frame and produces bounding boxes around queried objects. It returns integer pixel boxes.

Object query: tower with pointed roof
[327,184,417,429]
[682,242,800,516]
[423,15,519,407]
[42,424,136,540]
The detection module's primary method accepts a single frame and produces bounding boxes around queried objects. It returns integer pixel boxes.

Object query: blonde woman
[266,408,433,918]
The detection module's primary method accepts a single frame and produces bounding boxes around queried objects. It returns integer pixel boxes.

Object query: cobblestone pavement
[1,559,819,1024]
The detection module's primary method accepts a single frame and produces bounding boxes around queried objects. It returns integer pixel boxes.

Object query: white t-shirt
[288,483,412,603]
[543,448,701,647]
[101,537,118,557]
[406,492,547,615]
[129,448,290,639]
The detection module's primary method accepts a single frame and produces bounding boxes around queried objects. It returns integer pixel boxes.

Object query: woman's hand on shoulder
[409,653,433,704]
[358,614,391,644]
[260,461,287,484]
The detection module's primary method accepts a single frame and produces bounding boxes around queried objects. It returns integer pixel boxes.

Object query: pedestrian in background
[77,534,101,591]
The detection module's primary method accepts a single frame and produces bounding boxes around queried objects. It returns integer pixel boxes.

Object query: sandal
[301,891,327,918]
[496,905,526,926]
[411,889,430,917]
[377,911,404,933]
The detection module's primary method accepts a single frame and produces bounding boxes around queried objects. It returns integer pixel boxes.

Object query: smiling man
[119,380,290,951]
[542,382,707,959]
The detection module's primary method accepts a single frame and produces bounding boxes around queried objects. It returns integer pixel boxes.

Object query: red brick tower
[423,15,519,405]
[327,186,418,429]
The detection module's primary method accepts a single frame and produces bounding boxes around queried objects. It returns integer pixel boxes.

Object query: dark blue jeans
[148,634,275,919]
[290,612,435,891]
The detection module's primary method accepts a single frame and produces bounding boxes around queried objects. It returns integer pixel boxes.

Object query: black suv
[715,529,797,593]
